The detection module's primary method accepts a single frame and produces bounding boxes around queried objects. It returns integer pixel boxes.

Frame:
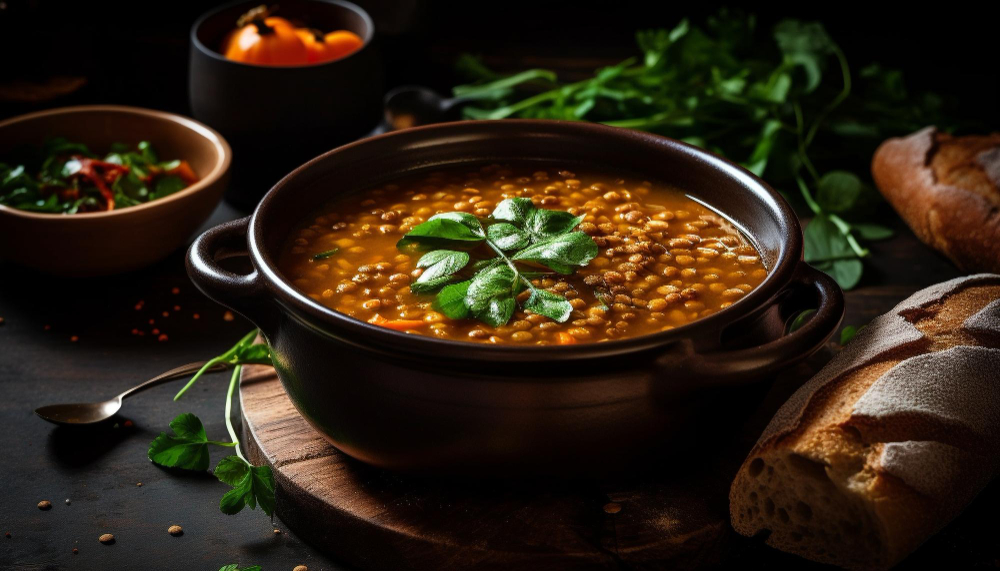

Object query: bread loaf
[729,274,1000,569]
[872,127,1000,273]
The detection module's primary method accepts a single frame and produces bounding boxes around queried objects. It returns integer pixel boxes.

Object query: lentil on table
[278,165,768,344]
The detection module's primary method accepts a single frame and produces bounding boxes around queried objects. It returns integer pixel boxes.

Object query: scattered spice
[69,335,79,343]
[173,305,181,311]
[152,329,160,335]
[37,500,52,510]
[73,548,79,554]
[171,287,180,295]
[158,334,169,342]
[0,316,5,325]
[148,319,155,325]
[98,533,115,545]
[162,311,169,318]
[167,525,183,536]
[223,310,235,322]
[134,301,144,310]
[5,532,11,539]
[136,482,143,487]
[272,528,281,535]
[123,420,133,428]
[44,324,51,331]
[65,499,71,505]
[193,313,200,320]
[131,328,140,335]
[603,502,622,514]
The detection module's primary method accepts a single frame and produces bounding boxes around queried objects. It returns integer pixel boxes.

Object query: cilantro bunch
[147,331,276,518]
[398,198,598,326]
[451,13,948,289]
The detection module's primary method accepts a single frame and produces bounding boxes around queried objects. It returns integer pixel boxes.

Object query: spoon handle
[116,361,229,400]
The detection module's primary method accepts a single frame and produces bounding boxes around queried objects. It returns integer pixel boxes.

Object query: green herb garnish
[311,248,340,261]
[147,413,236,471]
[839,324,865,345]
[219,565,262,571]
[451,13,949,289]
[397,199,597,327]
[148,331,276,518]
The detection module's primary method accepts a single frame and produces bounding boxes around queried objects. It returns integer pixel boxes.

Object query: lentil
[279,165,767,344]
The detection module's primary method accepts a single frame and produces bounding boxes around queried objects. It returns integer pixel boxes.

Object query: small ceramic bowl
[0,105,231,277]
[189,0,382,208]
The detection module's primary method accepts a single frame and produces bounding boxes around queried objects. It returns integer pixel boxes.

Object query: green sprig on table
[451,12,948,289]
[147,330,276,518]
[397,198,598,327]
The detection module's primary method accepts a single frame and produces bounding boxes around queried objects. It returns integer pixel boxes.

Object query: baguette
[872,127,1000,273]
[729,274,1000,569]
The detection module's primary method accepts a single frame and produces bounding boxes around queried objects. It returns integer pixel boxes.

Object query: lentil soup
[278,164,768,344]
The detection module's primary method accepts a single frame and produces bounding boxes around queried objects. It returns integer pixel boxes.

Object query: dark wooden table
[2,4,998,570]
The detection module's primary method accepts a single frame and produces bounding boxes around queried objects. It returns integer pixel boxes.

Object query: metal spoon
[372,85,469,135]
[34,361,226,426]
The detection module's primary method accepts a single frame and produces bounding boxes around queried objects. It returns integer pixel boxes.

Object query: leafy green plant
[451,12,948,289]
[397,199,597,326]
[0,137,195,214]
[148,331,275,518]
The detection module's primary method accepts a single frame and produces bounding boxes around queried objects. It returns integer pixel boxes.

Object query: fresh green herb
[787,309,817,333]
[311,248,340,261]
[173,330,271,401]
[839,324,864,345]
[219,565,262,571]
[0,137,197,214]
[148,331,276,518]
[452,12,947,289]
[397,199,597,327]
[147,413,236,471]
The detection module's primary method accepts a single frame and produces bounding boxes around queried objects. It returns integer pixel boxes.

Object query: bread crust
[872,127,1000,273]
[729,274,1000,569]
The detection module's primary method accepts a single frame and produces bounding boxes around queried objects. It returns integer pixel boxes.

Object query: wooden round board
[239,355,823,570]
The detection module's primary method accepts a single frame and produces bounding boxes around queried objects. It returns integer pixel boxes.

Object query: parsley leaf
[219,565,262,571]
[147,413,235,471]
[215,456,276,517]
[397,200,597,327]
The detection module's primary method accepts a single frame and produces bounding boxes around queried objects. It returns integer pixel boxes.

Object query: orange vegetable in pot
[294,28,363,63]
[294,29,329,64]
[224,5,308,66]
[322,30,363,61]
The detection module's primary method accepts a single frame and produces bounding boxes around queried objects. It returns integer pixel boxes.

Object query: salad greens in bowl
[0,105,231,276]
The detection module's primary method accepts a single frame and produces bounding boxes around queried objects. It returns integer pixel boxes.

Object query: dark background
[2,1,998,125]
[1,2,998,570]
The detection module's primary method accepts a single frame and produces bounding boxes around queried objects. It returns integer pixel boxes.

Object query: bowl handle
[186,216,278,333]
[684,262,844,384]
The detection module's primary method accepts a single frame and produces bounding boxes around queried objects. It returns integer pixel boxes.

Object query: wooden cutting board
[238,357,821,570]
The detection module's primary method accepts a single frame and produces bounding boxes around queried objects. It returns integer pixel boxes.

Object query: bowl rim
[244,119,805,359]
[0,105,232,221]
[190,0,375,70]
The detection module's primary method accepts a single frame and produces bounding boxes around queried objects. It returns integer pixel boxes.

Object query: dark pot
[187,120,843,477]
[188,0,383,209]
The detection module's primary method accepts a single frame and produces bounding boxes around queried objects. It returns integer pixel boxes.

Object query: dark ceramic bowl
[188,120,843,477]
[189,0,383,208]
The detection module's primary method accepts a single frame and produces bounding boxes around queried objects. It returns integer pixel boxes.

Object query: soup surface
[278,165,768,344]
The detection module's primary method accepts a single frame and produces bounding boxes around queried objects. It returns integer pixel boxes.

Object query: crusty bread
[729,274,1000,569]
[872,127,1000,273]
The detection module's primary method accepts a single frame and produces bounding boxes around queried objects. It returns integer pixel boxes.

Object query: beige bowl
[0,105,231,276]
